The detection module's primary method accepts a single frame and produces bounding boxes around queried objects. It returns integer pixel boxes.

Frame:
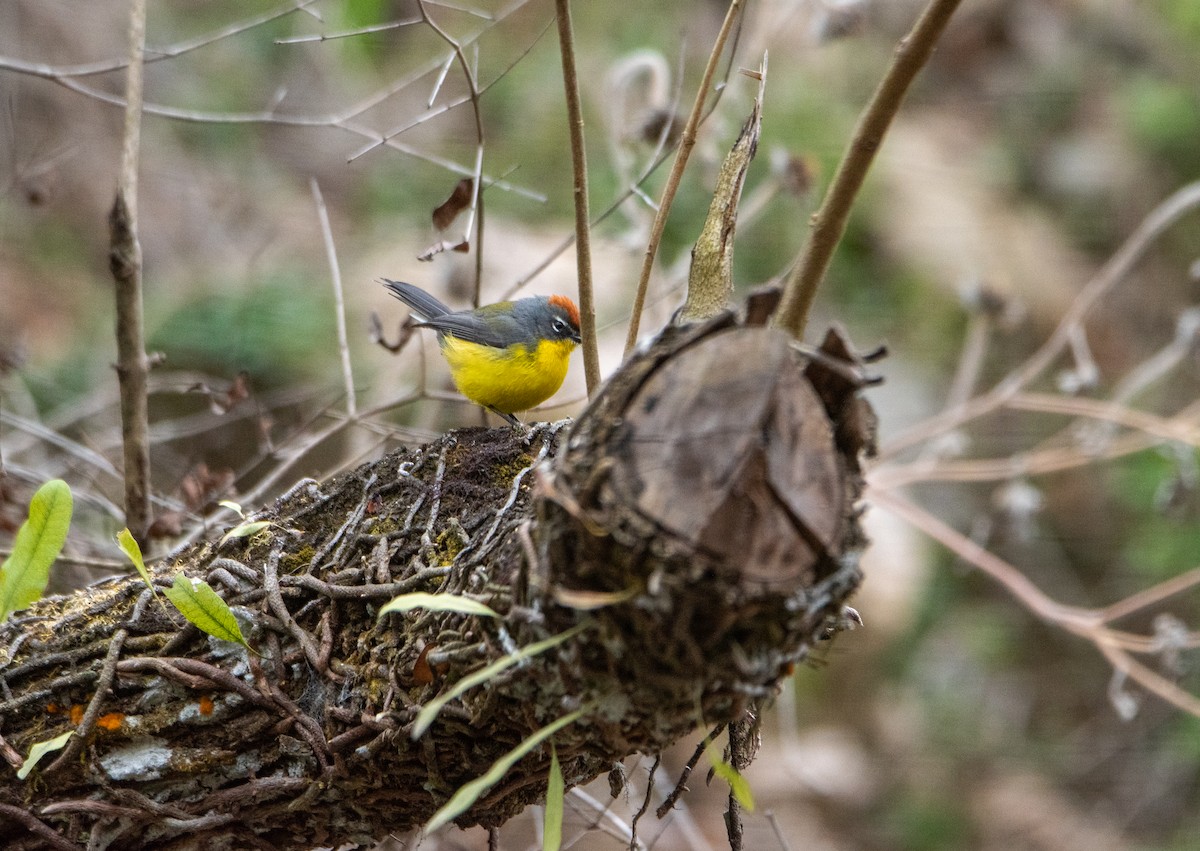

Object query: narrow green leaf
[163,575,248,647]
[220,520,272,545]
[551,584,639,610]
[378,592,499,620]
[218,500,244,517]
[413,622,588,740]
[17,730,74,780]
[0,479,73,622]
[705,738,755,811]
[426,709,582,835]
[543,743,564,851]
[116,528,158,598]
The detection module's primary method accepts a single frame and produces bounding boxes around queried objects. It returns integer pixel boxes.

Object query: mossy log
[0,309,875,850]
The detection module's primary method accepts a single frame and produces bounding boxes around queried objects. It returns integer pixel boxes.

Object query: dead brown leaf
[431,178,474,231]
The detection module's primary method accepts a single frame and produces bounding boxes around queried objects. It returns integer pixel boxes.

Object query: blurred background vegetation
[3,0,1200,848]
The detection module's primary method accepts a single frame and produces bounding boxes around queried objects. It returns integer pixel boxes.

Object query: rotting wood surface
[0,307,876,850]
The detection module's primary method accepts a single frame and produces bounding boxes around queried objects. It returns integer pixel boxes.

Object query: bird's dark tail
[380,279,452,320]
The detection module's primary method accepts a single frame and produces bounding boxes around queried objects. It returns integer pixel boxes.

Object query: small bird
[382,279,582,425]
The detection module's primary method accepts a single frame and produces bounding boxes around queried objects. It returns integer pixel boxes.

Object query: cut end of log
[537,310,878,754]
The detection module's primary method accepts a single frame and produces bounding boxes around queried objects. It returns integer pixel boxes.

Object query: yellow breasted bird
[381,279,582,426]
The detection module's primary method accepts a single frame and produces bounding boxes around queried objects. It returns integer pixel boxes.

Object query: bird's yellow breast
[438,336,575,414]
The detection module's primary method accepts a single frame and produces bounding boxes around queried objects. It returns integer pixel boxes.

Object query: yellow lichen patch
[432,525,467,565]
[280,545,316,574]
[367,517,399,537]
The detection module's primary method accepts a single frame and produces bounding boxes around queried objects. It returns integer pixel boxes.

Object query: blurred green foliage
[1161,0,1200,43]
[1113,448,1200,583]
[148,274,333,386]
[1121,75,1200,181]
[885,793,974,851]
[24,344,107,414]
[1163,712,1200,770]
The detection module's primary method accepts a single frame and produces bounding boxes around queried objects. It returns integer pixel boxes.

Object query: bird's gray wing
[418,312,517,349]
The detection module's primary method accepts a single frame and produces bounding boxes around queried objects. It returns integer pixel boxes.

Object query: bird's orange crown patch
[549,294,581,328]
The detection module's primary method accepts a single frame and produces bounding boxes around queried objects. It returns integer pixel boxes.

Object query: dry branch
[555,0,601,398]
[110,0,151,544]
[0,311,876,850]
[774,0,965,339]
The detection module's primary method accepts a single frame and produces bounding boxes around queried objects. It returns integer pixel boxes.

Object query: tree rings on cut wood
[613,326,844,586]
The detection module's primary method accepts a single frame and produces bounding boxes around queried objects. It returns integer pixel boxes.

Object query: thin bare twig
[562,785,642,848]
[872,487,1200,718]
[416,0,487,297]
[765,811,795,851]
[627,753,659,851]
[0,804,78,851]
[1099,566,1200,626]
[870,396,1200,490]
[1098,643,1200,718]
[942,309,993,413]
[5,3,545,205]
[655,723,726,819]
[276,15,422,44]
[45,629,128,774]
[871,432,1158,489]
[0,410,124,481]
[310,179,356,416]
[110,0,151,543]
[623,0,745,357]
[870,487,1093,632]
[0,0,318,79]
[880,180,1200,462]
[555,0,600,397]
[774,0,965,340]
[1009,393,1200,445]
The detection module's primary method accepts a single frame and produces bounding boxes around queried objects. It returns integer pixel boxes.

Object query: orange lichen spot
[69,704,85,725]
[96,713,124,731]
[46,702,61,714]
[198,695,215,716]
[548,294,580,329]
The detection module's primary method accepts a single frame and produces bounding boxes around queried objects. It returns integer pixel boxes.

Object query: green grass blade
[219,520,272,545]
[0,479,73,622]
[378,592,499,620]
[218,500,244,517]
[543,743,564,851]
[426,709,582,835]
[412,622,588,740]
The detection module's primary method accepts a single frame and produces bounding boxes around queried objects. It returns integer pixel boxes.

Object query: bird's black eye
[552,318,568,335]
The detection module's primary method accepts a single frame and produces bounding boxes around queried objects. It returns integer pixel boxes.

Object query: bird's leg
[488,406,522,427]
